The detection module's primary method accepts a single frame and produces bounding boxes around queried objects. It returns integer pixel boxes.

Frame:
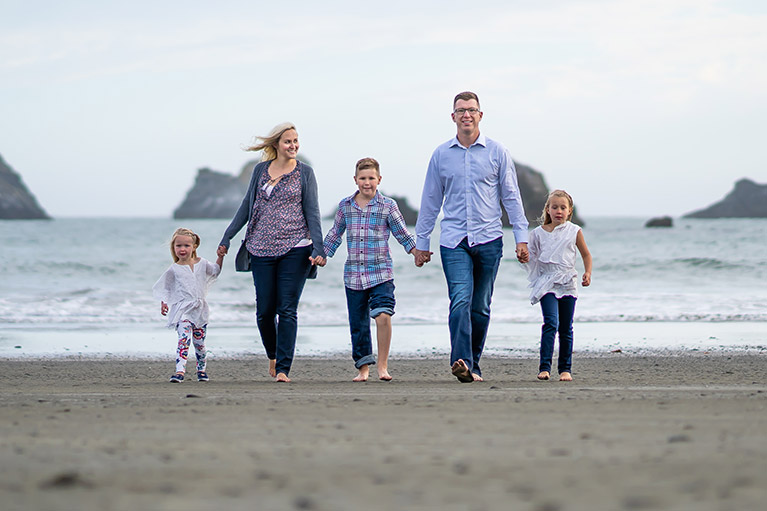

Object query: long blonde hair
[243,122,298,161]
[539,189,574,225]
[169,227,200,262]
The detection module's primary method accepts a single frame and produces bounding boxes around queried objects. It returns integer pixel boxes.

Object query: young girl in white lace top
[526,190,592,382]
[153,228,224,383]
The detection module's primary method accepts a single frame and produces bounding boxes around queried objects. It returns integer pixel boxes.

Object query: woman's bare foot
[378,368,392,381]
[353,365,370,382]
[275,372,291,383]
[269,359,276,378]
[472,373,484,382]
[537,371,550,380]
[559,372,573,381]
[451,359,473,383]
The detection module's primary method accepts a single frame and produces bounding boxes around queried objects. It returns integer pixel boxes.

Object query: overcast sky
[2,0,765,219]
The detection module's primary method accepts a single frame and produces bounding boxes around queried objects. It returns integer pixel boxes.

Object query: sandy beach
[1,354,765,511]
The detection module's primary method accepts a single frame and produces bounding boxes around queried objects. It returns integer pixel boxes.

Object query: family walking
[153,91,592,384]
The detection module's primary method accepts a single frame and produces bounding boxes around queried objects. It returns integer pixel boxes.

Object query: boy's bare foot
[537,371,550,380]
[353,365,370,382]
[275,372,291,383]
[472,373,484,382]
[378,368,392,381]
[451,359,473,383]
[559,372,573,382]
[269,359,276,378]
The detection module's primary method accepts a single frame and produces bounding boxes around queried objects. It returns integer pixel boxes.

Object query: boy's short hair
[355,157,380,176]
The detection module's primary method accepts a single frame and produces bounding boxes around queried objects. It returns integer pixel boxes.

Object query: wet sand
[1,354,766,511]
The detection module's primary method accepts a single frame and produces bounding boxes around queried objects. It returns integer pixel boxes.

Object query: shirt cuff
[415,236,431,251]
[512,228,530,244]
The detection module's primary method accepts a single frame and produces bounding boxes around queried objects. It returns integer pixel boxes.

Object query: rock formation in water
[645,216,673,228]
[683,179,767,218]
[174,167,249,219]
[506,162,584,227]
[174,158,583,226]
[0,153,50,220]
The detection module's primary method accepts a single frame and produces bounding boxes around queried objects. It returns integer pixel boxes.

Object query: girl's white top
[526,221,581,305]
[152,258,221,328]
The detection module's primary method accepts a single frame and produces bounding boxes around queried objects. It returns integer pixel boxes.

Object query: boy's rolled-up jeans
[345,280,396,368]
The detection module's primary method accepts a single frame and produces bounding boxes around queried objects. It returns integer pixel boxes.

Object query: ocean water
[1,217,766,356]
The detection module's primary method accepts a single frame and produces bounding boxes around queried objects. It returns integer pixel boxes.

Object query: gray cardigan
[219,160,326,277]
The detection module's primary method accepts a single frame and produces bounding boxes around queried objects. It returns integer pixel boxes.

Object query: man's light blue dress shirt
[415,133,529,251]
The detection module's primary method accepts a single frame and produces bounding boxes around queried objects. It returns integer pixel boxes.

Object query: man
[414,91,529,382]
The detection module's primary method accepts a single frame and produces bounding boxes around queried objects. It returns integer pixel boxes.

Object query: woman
[218,122,325,382]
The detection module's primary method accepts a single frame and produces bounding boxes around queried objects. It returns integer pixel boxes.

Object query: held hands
[160,301,168,316]
[582,272,591,287]
[515,242,529,263]
[413,249,432,267]
[217,245,228,257]
[310,255,326,267]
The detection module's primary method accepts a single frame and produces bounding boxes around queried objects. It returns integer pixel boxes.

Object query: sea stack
[0,154,50,220]
[684,179,767,218]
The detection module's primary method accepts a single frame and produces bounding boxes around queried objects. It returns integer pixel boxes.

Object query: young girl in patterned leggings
[153,228,224,383]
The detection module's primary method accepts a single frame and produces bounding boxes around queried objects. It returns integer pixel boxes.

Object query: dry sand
[1,354,765,511]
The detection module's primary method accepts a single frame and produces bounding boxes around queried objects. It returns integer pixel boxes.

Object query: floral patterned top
[245,161,311,257]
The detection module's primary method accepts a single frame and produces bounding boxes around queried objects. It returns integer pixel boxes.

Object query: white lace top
[152,258,221,328]
[526,221,581,304]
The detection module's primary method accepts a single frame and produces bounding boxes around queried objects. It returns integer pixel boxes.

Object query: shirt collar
[348,190,380,206]
[449,133,487,149]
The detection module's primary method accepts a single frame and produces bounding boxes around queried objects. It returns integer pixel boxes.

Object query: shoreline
[2,321,766,359]
[1,355,766,511]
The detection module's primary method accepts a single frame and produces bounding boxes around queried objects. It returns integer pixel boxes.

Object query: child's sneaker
[197,371,209,382]
[169,372,184,383]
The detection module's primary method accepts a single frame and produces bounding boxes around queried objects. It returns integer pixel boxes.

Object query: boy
[323,157,416,381]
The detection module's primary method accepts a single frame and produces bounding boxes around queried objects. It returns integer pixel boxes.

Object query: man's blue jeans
[538,292,577,374]
[345,280,396,369]
[250,246,312,376]
[440,237,503,377]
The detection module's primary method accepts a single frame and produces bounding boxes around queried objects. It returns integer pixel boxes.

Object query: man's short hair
[355,157,380,176]
[453,91,480,109]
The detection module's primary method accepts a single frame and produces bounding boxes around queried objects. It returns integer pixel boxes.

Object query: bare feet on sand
[559,372,573,381]
[472,373,484,382]
[353,365,370,382]
[537,371,550,380]
[269,359,276,378]
[378,368,392,381]
[451,359,473,383]
[275,373,291,383]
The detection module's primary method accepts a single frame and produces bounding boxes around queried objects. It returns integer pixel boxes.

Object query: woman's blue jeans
[250,246,312,376]
[539,292,577,374]
[440,237,503,377]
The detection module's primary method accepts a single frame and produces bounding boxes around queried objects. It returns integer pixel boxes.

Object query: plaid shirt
[324,191,416,290]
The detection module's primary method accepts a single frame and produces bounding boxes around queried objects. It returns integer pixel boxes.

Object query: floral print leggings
[175,320,207,374]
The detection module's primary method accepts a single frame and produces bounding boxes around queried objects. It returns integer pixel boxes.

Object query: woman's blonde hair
[243,122,298,161]
[169,227,200,262]
[539,189,574,225]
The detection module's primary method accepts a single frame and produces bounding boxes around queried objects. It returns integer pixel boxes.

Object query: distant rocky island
[0,153,50,220]
[684,179,767,218]
[174,157,583,227]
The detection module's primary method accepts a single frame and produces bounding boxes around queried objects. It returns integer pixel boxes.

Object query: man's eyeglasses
[454,108,480,116]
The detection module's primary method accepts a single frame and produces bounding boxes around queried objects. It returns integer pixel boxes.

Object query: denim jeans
[250,246,312,376]
[345,280,396,368]
[538,292,577,374]
[440,237,503,377]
